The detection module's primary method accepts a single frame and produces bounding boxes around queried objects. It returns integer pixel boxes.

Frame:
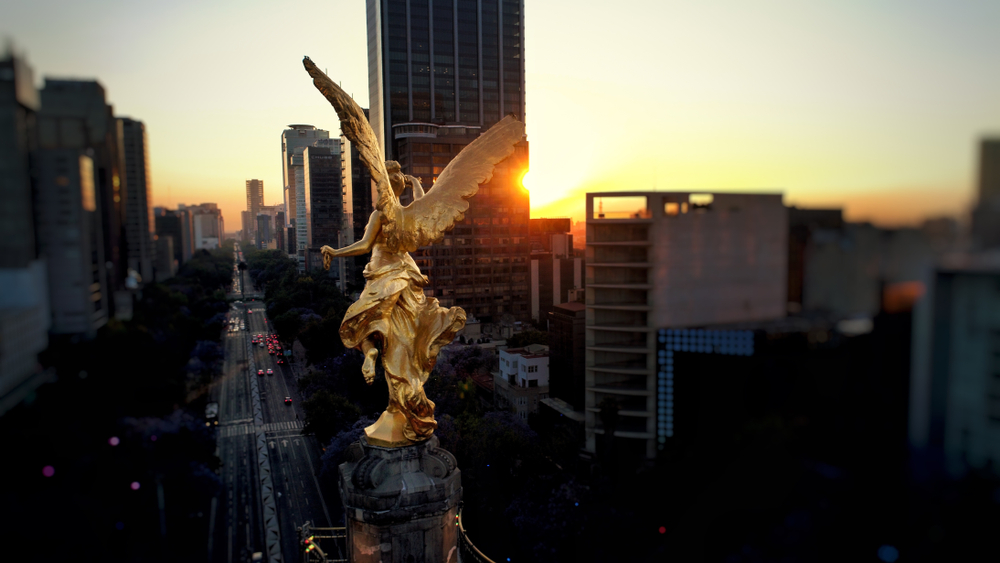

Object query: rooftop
[555,301,586,313]
[503,343,549,358]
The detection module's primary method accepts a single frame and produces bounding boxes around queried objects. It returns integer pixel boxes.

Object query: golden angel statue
[303,57,525,447]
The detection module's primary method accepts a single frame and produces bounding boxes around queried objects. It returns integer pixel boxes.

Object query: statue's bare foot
[362,348,378,385]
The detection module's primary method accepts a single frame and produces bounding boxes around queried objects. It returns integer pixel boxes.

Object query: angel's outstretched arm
[406,175,426,200]
[322,210,382,265]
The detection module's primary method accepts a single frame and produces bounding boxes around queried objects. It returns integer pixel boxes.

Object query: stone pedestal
[339,435,462,563]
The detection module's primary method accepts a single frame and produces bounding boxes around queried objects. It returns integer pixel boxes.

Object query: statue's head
[386,160,405,197]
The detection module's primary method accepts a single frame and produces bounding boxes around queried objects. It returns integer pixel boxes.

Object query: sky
[5,0,1000,230]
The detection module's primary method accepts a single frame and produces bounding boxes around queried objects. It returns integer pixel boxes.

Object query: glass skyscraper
[367,0,531,322]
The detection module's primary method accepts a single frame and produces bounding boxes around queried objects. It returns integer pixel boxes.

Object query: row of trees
[1,245,237,562]
[240,243,353,365]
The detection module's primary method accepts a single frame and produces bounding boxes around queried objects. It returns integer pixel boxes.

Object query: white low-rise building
[494,344,549,421]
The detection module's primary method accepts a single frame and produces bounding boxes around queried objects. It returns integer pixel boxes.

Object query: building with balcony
[584,191,787,460]
[911,255,1000,479]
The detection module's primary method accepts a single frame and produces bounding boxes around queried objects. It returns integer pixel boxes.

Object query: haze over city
[10,0,1000,561]
[6,0,1000,228]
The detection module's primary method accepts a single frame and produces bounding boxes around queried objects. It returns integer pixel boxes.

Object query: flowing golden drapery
[339,247,466,444]
[303,56,523,447]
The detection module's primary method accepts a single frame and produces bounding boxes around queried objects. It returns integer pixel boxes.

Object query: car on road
[251,337,257,344]
[284,397,292,405]
[268,348,275,355]
[205,402,219,426]
[258,369,265,376]
[259,342,265,348]
[276,358,285,365]
[266,369,273,375]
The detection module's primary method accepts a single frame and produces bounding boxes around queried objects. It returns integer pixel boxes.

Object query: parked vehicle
[205,402,219,426]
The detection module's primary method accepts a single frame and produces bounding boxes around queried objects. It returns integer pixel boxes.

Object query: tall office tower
[547,302,586,412]
[38,79,124,299]
[0,50,51,414]
[256,214,272,249]
[176,207,195,262]
[154,209,187,267]
[367,0,530,322]
[241,210,253,242]
[584,192,787,460]
[0,52,39,268]
[117,117,154,283]
[275,211,285,252]
[34,150,108,335]
[367,0,526,157]
[152,234,176,282]
[245,179,264,240]
[342,111,376,290]
[301,139,344,275]
[972,139,1000,249]
[281,125,329,236]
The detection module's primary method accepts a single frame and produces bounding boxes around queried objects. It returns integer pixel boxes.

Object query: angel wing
[394,115,525,251]
[303,57,387,188]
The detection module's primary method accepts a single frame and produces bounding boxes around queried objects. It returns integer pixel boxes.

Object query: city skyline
[5,0,1000,229]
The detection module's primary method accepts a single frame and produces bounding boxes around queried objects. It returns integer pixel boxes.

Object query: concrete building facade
[245,179,263,241]
[38,79,124,298]
[153,234,176,282]
[34,150,108,335]
[971,139,1000,250]
[184,203,224,250]
[275,211,285,252]
[241,210,254,243]
[548,301,586,412]
[256,214,272,249]
[303,141,344,277]
[911,257,1000,479]
[0,50,51,414]
[281,125,329,238]
[529,218,582,323]
[584,191,788,459]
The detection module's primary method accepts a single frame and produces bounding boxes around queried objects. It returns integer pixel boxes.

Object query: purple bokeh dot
[115,522,124,530]
[109,436,120,446]
[150,435,157,442]
[130,481,140,491]
[42,465,55,477]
